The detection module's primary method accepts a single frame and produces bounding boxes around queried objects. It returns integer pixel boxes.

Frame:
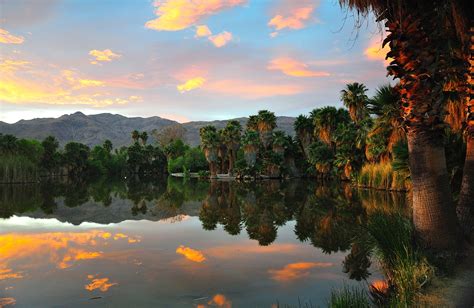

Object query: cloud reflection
[268,262,333,282]
[176,245,206,263]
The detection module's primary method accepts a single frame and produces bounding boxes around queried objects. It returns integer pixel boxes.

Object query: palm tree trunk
[457,22,474,236]
[408,128,459,249]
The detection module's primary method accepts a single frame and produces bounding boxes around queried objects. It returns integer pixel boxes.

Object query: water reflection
[0,177,407,306]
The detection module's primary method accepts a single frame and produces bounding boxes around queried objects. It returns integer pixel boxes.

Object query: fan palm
[340,82,369,123]
[294,115,314,159]
[338,0,472,248]
[199,125,220,178]
[241,130,260,167]
[222,120,242,175]
[256,110,277,149]
[131,130,140,144]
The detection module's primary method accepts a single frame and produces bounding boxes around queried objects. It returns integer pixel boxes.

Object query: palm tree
[311,107,350,149]
[294,115,314,159]
[222,120,242,175]
[366,84,404,161]
[241,130,260,168]
[338,0,472,248]
[457,23,474,236]
[131,130,140,144]
[272,131,287,155]
[340,82,368,123]
[308,141,334,178]
[256,110,277,149]
[103,140,113,154]
[140,131,148,145]
[217,129,228,174]
[284,136,300,177]
[246,115,259,131]
[199,125,220,178]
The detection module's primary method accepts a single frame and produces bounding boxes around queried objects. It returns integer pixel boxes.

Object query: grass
[357,162,410,191]
[0,155,39,183]
[367,212,434,306]
[328,285,370,308]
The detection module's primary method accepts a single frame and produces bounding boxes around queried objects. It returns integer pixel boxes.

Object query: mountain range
[0,112,296,148]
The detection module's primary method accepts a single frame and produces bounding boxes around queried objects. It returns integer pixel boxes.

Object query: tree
[153,124,186,147]
[241,130,260,168]
[131,130,140,144]
[272,131,287,155]
[103,139,113,154]
[311,107,350,148]
[294,115,314,159]
[308,141,334,178]
[40,136,60,174]
[222,120,242,175]
[63,142,90,175]
[338,0,472,248]
[340,82,369,123]
[246,115,259,131]
[256,110,277,149]
[164,139,188,160]
[140,131,148,145]
[199,125,220,178]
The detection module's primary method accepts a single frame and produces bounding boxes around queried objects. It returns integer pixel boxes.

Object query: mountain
[0,112,296,148]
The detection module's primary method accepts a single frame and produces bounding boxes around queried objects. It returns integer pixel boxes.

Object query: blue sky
[0,0,390,123]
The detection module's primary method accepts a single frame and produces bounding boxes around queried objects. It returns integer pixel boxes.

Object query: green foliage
[308,141,334,166]
[328,285,370,308]
[0,155,38,183]
[357,162,408,191]
[164,139,188,159]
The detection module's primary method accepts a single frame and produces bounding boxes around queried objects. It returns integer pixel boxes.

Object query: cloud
[89,49,121,65]
[268,262,333,282]
[176,245,206,262]
[0,28,25,44]
[268,57,330,77]
[177,77,206,92]
[208,294,232,308]
[268,1,316,34]
[364,37,391,65]
[0,61,139,107]
[208,31,232,48]
[205,79,306,99]
[85,275,118,292]
[145,0,246,31]
[0,58,30,72]
[195,25,212,37]
[0,268,23,281]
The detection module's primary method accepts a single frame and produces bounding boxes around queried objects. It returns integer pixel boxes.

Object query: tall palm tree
[338,0,472,248]
[256,110,277,149]
[217,129,228,174]
[311,107,350,149]
[241,130,260,168]
[140,131,148,145]
[131,130,140,144]
[366,84,404,160]
[340,82,369,123]
[272,131,287,155]
[246,115,259,131]
[294,115,314,159]
[457,24,474,236]
[199,125,220,178]
[222,120,242,175]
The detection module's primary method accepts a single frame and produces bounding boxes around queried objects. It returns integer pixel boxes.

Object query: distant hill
[0,112,296,148]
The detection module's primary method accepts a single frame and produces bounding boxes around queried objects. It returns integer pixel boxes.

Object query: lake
[0,177,407,307]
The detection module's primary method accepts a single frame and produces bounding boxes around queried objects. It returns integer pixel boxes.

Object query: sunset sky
[0,0,389,123]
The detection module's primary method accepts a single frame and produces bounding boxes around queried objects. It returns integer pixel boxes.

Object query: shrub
[328,285,370,308]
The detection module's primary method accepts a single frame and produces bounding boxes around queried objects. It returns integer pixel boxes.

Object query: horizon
[0,0,389,124]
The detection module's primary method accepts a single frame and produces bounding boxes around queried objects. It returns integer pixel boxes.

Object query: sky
[0,0,390,124]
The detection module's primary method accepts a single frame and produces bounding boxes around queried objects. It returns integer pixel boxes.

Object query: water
[0,177,407,307]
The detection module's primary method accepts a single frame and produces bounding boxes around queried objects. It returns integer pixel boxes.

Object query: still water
[0,177,407,307]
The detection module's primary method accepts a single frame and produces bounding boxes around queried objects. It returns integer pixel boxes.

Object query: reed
[0,155,38,183]
[328,285,370,308]
[357,162,409,191]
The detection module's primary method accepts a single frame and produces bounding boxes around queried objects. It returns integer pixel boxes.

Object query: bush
[0,155,38,183]
[168,156,185,173]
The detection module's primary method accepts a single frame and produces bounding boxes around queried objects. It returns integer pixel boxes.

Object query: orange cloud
[0,62,139,107]
[268,262,333,282]
[195,25,212,37]
[0,230,139,278]
[145,0,246,31]
[158,113,190,123]
[0,28,24,44]
[176,245,206,262]
[85,275,118,292]
[208,294,232,307]
[208,31,232,48]
[0,298,16,307]
[177,77,206,92]
[268,57,330,77]
[364,38,391,65]
[205,79,305,99]
[206,243,298,259]
[268,1,315,33]
[0,59,30,73]
[0,268,23,281]
[89,49,121,65]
